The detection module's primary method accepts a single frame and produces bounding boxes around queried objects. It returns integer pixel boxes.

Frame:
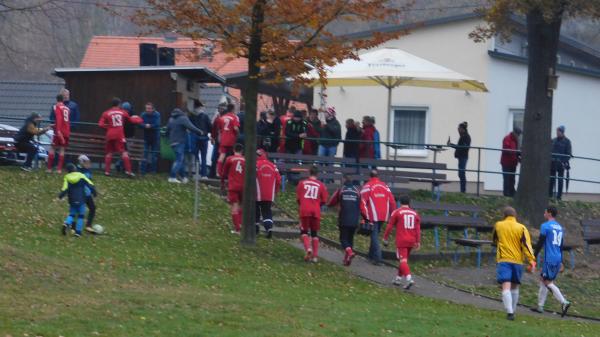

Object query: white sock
[538,283,549,308]
[502,290,513,314]
[511,288,519,313]
[406,274,412,282]
[547,283,566,304]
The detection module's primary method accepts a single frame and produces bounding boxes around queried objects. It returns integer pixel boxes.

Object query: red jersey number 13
[111,114,123,127]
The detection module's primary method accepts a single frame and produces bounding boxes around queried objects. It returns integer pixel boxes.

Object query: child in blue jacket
[59,163,96,237]
[77,155,97,232]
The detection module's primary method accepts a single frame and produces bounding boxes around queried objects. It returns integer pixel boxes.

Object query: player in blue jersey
[532,206,571,317]
[59,163,96,237]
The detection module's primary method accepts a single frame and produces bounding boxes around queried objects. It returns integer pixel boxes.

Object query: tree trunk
[515,7,563,227]
[240,0,265,246]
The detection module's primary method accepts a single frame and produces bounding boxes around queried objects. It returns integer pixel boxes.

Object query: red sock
[57,154,65,172]
[122,154,132,174]
[312,237,319,258]
[104,153,112,174]
[399,260,410,277]
[235,212,242,232]
[301,234,310,252]
[345,247,354,256]
[47,153,55,170]
[217,160,223,177]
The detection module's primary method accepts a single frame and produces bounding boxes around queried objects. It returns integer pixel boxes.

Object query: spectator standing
[447,122,471,193]
[165,108,205,183]
[98,98,135,177]
[278,107,295,153]
[255,149,281,238]
[257,109,280,152]
[549,125,572,200]
[284,110,308,154]
[189,100,212,179]
[14,112,52,171]
[318,107,342,157]
[343,118,361,161]
[139,102,161,175]
[49,88,79,129]
[500,127,522,197]
[47,94,70,173]
[372,117,381,160]
[327,175,360,266]
[304,108,321,155]
[237,106,245,145]
[360,170,396,265]
[359,116,376,159]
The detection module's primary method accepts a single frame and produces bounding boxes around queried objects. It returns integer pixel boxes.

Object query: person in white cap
[77,154,97,232]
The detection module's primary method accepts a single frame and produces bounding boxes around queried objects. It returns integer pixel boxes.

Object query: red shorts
[227,190,243,204]
[52,135,69,147]
[396,247,412,260]
[105,139,126,153]
[300,216,320,232]
[219,145,233,155]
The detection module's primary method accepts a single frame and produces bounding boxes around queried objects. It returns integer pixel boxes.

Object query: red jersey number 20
[304,185,319,199]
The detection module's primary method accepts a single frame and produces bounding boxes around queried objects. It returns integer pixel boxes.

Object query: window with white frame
[510,108,524,147]
[393,108,427,153]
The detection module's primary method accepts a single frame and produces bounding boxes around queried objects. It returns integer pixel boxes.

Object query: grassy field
[1,168,598,336]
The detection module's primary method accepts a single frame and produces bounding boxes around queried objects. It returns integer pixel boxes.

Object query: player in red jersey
[256,149,281,238]
[47,94,70,173]
[383,195,421,290]
[221,143,245,233]
[213,103,240,177]
[98,98,134,177]
[296,165,328,262]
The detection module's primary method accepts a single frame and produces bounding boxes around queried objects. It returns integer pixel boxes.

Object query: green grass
[1,168,598,336]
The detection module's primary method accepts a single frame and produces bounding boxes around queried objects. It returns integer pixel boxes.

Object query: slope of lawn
[0,167,597,336]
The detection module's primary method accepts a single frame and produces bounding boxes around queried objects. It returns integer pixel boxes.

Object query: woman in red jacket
[359,116,376,159]
[500,127,522,197]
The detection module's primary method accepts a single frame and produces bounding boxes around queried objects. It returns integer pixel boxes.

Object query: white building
[317,13,600,195]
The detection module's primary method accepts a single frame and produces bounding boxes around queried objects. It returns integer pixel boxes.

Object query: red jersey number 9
[62,108,69,122]
[111,114,123,127]
[303,185,319,199]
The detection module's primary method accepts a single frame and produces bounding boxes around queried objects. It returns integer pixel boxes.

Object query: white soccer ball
[92,224,104,234]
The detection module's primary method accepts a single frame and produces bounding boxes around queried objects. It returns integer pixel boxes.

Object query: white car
[0,123,49,165]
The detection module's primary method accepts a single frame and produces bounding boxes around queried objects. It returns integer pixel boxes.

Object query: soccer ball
[129,115,143,125]
[92,224,104,235]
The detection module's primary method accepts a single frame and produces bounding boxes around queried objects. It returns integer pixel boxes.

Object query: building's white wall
[486,58,600,194]
[316,19,491,183]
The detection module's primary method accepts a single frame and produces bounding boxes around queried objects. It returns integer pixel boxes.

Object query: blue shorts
[69,203,86,215]
[541,262,561,281]
[496,262,523,284]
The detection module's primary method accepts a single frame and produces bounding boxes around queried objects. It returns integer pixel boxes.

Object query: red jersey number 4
[235,161,243,174]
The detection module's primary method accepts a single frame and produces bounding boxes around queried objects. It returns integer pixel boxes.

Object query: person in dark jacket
[284,110,307,154]
[447,121,471,193]
[327,175,361,266]
[318,107,342,157]
[500,127,522,197]
[14,112,52,171]
[359,116,376,159]
[77,155,97,232]
[189,100,212,178]
[166,108,206,183]
[139,102,161,174]
[49,88,79,129]
[304,109,321,155]
[343,118,361,160]
[549,125,572,200]
[58,163,96,237]
[257,109,280,152]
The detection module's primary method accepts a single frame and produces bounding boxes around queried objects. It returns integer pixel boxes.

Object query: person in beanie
[318,107,342,157]
[447,122,471,193]
[139,102,161,175]
[14,112,52,171]
[549,125,572,200]
[165,108,206,183]
[501,127,522,197]
[284,110,308,154]
[327,174,361,266]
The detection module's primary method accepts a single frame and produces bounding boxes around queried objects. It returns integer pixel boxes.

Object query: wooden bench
[65,132,145,173]
[452,238,493,268]
[560,243,580,270]
[581,219,600,254]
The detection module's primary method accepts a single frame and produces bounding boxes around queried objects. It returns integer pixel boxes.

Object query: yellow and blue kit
[493,216,535,284]
[58,172,96,235]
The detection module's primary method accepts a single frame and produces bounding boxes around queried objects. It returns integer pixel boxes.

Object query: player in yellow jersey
[492,206,536,321]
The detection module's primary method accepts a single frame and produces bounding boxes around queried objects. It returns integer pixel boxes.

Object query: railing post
[477,148,481,196]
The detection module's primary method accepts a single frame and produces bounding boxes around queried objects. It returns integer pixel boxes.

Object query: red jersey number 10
[403,214,415,229]
[304,185,319,199]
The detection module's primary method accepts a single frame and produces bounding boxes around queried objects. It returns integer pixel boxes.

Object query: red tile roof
[80,36,247,75]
